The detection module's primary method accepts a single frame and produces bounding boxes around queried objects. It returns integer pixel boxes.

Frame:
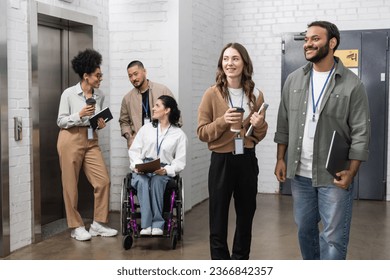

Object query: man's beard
[305,42,330,63]
[133,78,145,89]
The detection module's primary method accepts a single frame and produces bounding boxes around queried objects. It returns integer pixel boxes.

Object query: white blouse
[128,122,188,177]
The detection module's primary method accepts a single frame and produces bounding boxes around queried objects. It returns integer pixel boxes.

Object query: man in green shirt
[274,21,370,260]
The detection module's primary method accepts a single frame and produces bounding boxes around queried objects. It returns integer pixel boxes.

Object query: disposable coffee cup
[86,98,96,106]
[230,107,245,132]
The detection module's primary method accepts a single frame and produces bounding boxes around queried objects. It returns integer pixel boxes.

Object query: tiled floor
[2,194,390,260]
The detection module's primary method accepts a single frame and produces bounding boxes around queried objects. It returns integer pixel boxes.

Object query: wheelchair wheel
[179,177,184,237]
[176,201,182,241]
[120,176,130,236]
[123,235,133,250]
[170,228,178,250]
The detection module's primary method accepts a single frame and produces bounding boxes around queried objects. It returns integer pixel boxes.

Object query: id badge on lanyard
[88,127,94,140]
[144,117,151,124]
[233,135,244,155]
[308,118,316,138]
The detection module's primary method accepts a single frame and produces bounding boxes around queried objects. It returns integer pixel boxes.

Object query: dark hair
[71,49,102,79]
[307,21,340,51]
[127,60,144,70]
[216,42,256,109]
[152,95,181,127]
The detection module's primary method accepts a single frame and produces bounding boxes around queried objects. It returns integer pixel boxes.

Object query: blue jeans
[291,175,354,260]
[131,173,169,230]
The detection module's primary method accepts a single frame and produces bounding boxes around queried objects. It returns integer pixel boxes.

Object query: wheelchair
[120,172,184,250]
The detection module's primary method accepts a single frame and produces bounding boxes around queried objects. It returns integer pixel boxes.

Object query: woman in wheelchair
[128,95,187,236]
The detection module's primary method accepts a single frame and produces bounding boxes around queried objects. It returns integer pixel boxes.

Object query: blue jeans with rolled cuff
[291,175,354,260]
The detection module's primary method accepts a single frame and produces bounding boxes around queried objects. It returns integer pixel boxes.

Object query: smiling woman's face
[85,67,103,88]
[222,47,244,80]
[152,99,170,121]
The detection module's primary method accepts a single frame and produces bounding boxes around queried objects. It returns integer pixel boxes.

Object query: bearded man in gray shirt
[274,21,370,260]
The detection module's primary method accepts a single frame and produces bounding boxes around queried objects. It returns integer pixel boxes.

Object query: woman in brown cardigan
[197,42,268,260]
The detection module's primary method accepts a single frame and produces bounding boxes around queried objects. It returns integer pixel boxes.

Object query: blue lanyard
[228,89,244,108]
[156,124,171,157]
[142,92,149,118]
[310,63,335,121]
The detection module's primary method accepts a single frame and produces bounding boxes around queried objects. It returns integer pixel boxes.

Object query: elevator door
[37,16,93,227]
[280,30,388,200]
[38,25,63,224]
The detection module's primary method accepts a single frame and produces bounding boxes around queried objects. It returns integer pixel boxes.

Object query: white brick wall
[191,0,224,205]
[8,0,33,251]
[4,0,390,252]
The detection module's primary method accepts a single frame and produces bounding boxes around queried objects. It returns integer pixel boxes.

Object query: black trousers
[208,149,259,260]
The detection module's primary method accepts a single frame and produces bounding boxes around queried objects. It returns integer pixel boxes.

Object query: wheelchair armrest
[125,172,136,191]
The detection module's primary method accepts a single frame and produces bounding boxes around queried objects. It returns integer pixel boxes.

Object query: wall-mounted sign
[335,49,359,68]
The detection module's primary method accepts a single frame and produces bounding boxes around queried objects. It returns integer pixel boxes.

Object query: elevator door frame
[0,0,10,258]
[30,2,97,243]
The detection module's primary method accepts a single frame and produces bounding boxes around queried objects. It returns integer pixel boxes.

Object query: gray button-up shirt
[274,57,370,186]
[57,82,105,129]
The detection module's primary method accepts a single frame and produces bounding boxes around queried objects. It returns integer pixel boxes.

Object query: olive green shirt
[274,58,370,186]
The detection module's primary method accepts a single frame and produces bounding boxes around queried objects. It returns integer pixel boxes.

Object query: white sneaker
[89,221,118,237]
[71,226,92,241]
[152,228,163,236]
[140,227,152,235]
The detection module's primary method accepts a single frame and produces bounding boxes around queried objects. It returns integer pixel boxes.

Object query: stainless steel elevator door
[38,25,63,225]
[37,20,93,228]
